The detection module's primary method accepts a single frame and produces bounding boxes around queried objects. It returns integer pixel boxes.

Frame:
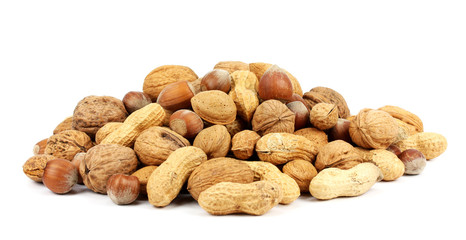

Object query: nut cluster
[23,61,448,216]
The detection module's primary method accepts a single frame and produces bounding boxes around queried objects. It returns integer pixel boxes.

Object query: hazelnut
[122,91,152,114]
[288,93,311,110]
[286,101,310,130]
[42,159,78,194]
[398,149,426,175]
[328,118,352,143]
[71,153,86,184]
[258,65,293,101]
[157,81,196,112]
[107,174,140,205]
[33,138,48,155]
[386,145,402,156]
[169,109,204,139]
[200,69,231,93]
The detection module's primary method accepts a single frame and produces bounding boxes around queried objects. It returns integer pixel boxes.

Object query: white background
[1,0,465,239]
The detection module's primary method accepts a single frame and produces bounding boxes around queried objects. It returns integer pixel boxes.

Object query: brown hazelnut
[398,149,426,175]
[386,145,402,156]
[258,65,293,101]
[33,138,48,155]
[107,174,140,205]
[122,91,152,114]
[169,109,204,139]
[71,153,85,184]
[200,69,231,93]
[288,93,310,110]
[157,81,196,112]
[328,118,352,143]
[42,159,78,194]
[286,101,310,130]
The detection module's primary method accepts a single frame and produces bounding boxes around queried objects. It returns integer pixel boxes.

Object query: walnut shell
[231,130,261,159]
[23,154,57,182]
[314,140,363,171]
[193,125,231,159]
[294,127,328,151]
[303,87,350,119]
[213,61,250,74]
[134,126,190,166]
[95,122,123,144]
[252,99,295,136]
[256,133,317,165]
[44,130,94,160]
[191,90,237,125]
[72,96,128,139]
[282,160,318,192]
[310,103,339,130]
[53,116,73,134]
[187,157,254,200]
[143,65,198,101]
[131,166,158,195]
[80,144,138,194]
[349,109,399,149]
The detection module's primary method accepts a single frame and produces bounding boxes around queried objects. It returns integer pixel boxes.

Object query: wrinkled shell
[249,62,303,96]
[80,144,138,194]
[349,109,399,149]
[303,87,350,118]
[252,99,295,135]
[147,146,208,207]
[187,157,255,200]
[314,140,363,171]
[370,149,405,181]
[230,70,259,92]
[72,96,128,138]
[224,118,248,137]
[45,130,94,160]
[231,130,261,159]
[310,103,339,130]
[131,166,158,195]
[282,160,318,192]
[229,87,259,122]
[213,61,249,73]
[193,125,231,159]
[294,127,328,151]
[244,161,300,204]
[95,122,123,144]
[309,163,383,200]
[134,126,190,166]
[393,132,447,160]
[143,65,198,101]
[256,133,317,165]
[191,90,237,125]
[23,154,57,182]
[198,181,282,216]
[379,105,423,133]
[53,116,73,134]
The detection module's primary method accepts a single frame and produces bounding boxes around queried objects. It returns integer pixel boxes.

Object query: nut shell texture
[252,100,295,135]
[80,144,138,194]
[370,149,405,181]
[193,125,231,159]
[231,130,261,159]
[23,154,57,182]
[72,96,128,138]
[143,65,198,101]
[303,87,350,119]
[282,160,318,192]
[378,105,423,133]
[256,133,317,165]
[393,132,447,160]
[191,90,237,125]
[349,109,399,149]
[45,130,94,160]
[315,140,363,171]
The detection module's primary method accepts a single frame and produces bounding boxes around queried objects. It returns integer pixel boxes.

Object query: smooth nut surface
[122,91,152,114]
[200,69,231,93]
[398,149,426,175]
[191,90,237,125]
[156,81,196,112]
[43,159,78,194]
[169,109,204,139]
[258,65,293,101]
[107,174,140,205]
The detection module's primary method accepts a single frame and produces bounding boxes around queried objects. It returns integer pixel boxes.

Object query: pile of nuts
[23,61,448,215]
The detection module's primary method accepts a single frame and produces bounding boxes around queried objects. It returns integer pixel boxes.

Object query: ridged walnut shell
[134,126,190,166]
[256,133,317,165]
[191,90,237,125]
[314,140,363,171]
[143,65,198,101]
[294,127,328,152]
[252,99,295,136]
[349,109,399,149]
[282,160,318,192]
[80,144,138,194]
[303,87,350,119]
[45,130,94,160]
[72,96,128,138]
[187,157,255,201]
[193,125,231,159]
[23,154,57,182]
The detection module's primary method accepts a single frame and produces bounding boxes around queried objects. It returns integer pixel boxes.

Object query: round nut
[44,130,94,160]
[107,174,140,205]
[398,149,426,175]
[191,90,237,125]
[310,103,338,130]
[42,159,78,194]
[286,101,310,130]
[122,91,152,114]
[258,65,293,101]
[193,125,231,159]
[200,69,231,93]
[23,154,57,182]
[328,118,352,143]
[53,116,73,135]
[315,140,363,171]
[33,138,48,155]
[156,81,196,112]
[231,130,261,160]
[294,127,328,151]
[252,99,295,135]
[169,109,204,139]
[303,86,351,119]
[282,160,318,192]
[143,65,198,101]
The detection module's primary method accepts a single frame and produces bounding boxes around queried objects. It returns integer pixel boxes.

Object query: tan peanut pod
[95,122,123,144]
[309,163,383,200]
[370,149,405,181]
[198,181,282,216]
[147,146,207,207]
[249,62,303,96]
[378,105,423,133]
[230,70,259,92]
[213,61,250,74]
[100,103,165,147]
[393,132,447,160]
[244,161,300,205]
[229,87,259,122]
[143,65,198,101]
[255,132,317,165]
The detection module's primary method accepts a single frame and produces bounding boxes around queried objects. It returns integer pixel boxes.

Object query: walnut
[294,127,328,151]
[134,126,190,166]
[44,130,94,160]
[314,140,363,171]
[231,130,261,159]
[131,166,158,195]
[23,154,57,182]
[303,86,350,119]
[282,160,318,192]
[310,103,339,130]
[80,144,138,194]
[349,109,399,149]
[193,125,231,159]
[72,96,128,139]
[53,116,73,134]
[251,99,295,136]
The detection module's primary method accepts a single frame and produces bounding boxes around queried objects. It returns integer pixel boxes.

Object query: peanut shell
[393,132,447,160]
